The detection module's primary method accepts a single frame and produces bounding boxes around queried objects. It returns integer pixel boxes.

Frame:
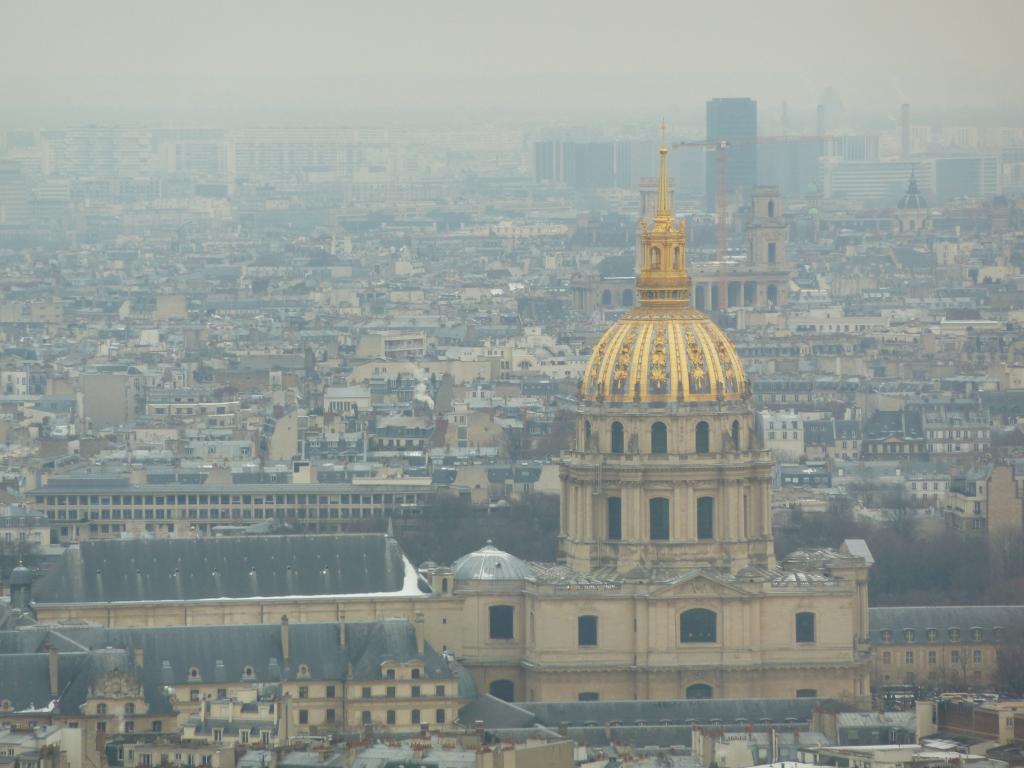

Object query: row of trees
[776,498,1024,607]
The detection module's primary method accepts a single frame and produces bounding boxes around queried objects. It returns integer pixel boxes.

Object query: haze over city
[2,4,1024,768]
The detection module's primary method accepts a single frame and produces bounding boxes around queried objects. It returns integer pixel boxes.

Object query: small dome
[9,565,31,586]
[451,541,533,582]
[897,172,927,210]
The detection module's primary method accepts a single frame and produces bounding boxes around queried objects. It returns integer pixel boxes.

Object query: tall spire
[653,121,673,231]
[636,124,690,309]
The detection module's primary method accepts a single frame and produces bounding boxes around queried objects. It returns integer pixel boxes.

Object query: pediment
[648,570,753,599]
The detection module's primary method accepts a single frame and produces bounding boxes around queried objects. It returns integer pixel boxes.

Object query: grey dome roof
[897,172,927,210]
[451,541,533,582]
[9,565,32,586]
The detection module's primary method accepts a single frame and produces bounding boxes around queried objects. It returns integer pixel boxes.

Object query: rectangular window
[412,686,420,698]
[361,711,371,725]
[649,498,670,540]
[489,605,514,640]
[436,709,446,724]
[578,615,598,646]
[435,685,445,697]
[362,687,371,699]
[298,686,308,699]
[298,710,308,725]
[386,686,396,698]
[974,650,982,664]
[928,651,937,664]
[386,710,396,725]
[697,497,714,540]
[412,709,421,724]
[607,497,622,541]
[795,612,815,643]
[578,692,599,701]
[326,709,336,723]
[905,651,914,664]
[326,685,336,698]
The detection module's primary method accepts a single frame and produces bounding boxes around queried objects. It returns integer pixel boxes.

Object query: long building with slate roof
[0,619,469,743]
[869,605,1024,689]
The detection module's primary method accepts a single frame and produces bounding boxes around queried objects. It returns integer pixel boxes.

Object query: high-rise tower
[705,98,757,210]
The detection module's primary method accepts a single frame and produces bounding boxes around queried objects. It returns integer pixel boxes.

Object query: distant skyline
[2,0,1022,125]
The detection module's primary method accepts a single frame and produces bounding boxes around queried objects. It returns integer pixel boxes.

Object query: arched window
[680,609,717,643]
[607,497,622,541]
[695,421,710,454]
[651,247,661,270]
[673,247,681,269]
[578,615,598,646]
[796,612,816,643]
[651,422,667,454]
[767,284,779,305]
[601,289,612,307]
[731,420,741,451]
[441,577,448,593]
[583,420,592,450]
[489,605,514,640]
[611,421,624,454]
[489,679,515,702]
[649,498,670,541]
[685,683,713,700]
[696,497,714,540]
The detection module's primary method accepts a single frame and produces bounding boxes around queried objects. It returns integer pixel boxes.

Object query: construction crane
[668,134,828,313]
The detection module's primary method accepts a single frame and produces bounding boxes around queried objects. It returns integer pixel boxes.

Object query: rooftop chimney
[414,612,425,654]
[48,646,59,698]
[281,615,290,664]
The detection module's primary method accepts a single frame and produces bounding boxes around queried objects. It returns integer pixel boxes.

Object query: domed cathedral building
[423,140,873,706]
[893,171,931,236]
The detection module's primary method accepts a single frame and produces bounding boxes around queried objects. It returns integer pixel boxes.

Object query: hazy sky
[3,0,1021,122]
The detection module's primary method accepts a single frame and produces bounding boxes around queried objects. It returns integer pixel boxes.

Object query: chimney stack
[281,615,290,664]
[414,612,425,654]
[48,646,59,698]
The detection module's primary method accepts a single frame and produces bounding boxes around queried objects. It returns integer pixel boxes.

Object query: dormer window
[927,629,938,642]
[96,703,107,715]
[411,668,421,679]
[297,664,310,678]
[386,668,396,680]
[970,628,983,642]
[189,667,201,680]
[880,630,893,643]
[903,629,915,642]
[242,666,255,679]
[949,628,961,642]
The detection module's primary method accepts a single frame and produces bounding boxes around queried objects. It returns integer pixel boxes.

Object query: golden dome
[580,132,748,404]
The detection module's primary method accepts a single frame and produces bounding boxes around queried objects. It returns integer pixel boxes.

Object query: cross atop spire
[654,122,673,230]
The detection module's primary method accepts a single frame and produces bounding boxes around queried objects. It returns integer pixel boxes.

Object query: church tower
[560,134,775,576]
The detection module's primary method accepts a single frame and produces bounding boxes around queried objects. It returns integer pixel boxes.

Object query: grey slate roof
[869,606,1024,643]
[31,533,411,604]
[0,619,466,716]
[461,694,825,732]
